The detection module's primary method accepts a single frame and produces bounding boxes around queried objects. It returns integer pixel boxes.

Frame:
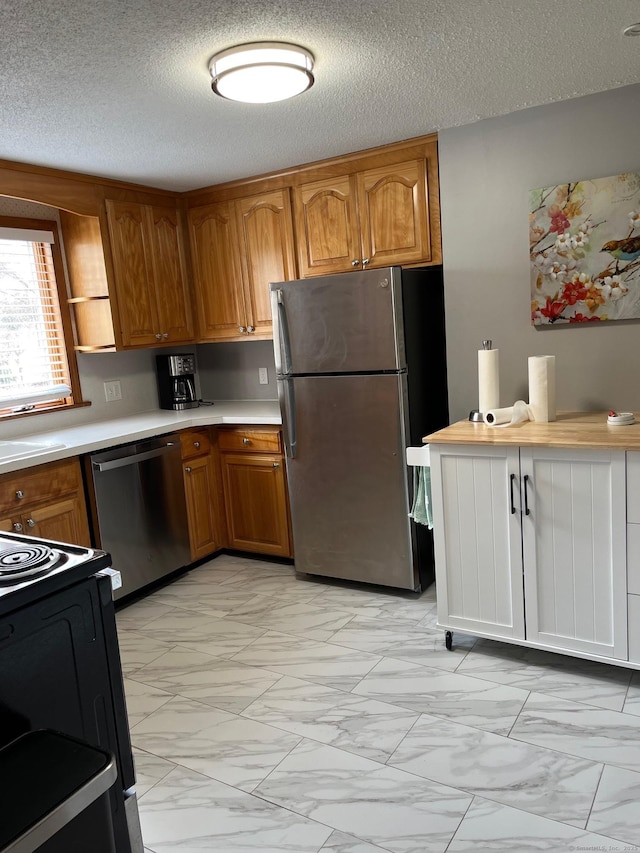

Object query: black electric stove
[0,531,112,617]
[0,531,140,852]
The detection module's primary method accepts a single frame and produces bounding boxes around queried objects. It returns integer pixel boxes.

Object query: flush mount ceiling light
[623,22,640,35]
[209,41,314,104]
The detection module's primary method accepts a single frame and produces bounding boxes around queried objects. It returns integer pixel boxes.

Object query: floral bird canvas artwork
[530,172,640,325]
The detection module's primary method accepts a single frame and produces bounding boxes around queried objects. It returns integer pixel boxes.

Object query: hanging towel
[410,466,433,529]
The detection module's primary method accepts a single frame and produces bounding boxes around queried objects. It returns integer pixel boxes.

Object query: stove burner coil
[0,543,62,582]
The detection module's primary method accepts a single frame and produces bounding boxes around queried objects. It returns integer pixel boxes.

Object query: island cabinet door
[430,444,525,640]
[520,447,627,660]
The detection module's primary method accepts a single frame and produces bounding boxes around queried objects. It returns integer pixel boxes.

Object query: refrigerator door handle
[272,288,293,376]
[278,377,297,459]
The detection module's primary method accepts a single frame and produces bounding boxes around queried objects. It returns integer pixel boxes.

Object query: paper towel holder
[472,340,494,420]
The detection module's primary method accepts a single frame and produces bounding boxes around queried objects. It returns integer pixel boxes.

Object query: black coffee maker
[156,354,199,410]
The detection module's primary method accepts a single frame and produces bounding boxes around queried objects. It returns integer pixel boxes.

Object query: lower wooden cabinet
[0,427,292,566]
[219,427,292,558]
[180,429,226,561]
[0,458,91,546]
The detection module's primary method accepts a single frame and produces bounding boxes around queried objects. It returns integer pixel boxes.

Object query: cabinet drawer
[629,594,640,664]
[218,429,281,454]
[627,452,640,523]
[0,458,82,515]
[180,429,212,459]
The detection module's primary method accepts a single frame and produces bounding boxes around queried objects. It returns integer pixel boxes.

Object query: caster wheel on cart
[445,630,453,651]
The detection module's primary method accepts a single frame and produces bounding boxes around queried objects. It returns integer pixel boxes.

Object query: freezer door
[271,268,405,374]
[284,373,418,590]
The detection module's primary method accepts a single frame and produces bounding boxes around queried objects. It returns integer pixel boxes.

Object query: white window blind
[0,230,72,410]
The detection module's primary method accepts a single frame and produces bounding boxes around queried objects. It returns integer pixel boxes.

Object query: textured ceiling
[1,0,640,191]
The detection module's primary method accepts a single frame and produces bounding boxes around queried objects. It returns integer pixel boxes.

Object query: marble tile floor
[117,554,640,853]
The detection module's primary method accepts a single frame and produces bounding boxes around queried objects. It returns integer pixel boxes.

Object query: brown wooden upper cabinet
[293,158,437,277]
[188,189,297,342]
[105,200,194,347]
[60,200,194,350]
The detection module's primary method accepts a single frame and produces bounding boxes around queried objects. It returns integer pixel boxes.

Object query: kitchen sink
[0,440,66,462]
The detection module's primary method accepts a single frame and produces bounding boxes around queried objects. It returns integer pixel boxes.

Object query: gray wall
[197,341,277,401]
[438,83,640,424]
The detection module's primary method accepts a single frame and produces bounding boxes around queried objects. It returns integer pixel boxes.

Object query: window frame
[0,215,85,421]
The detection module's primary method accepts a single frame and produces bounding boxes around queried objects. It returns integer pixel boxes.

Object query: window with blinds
[0,217,82,416]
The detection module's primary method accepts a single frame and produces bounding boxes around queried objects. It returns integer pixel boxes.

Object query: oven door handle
[92,443,176,473]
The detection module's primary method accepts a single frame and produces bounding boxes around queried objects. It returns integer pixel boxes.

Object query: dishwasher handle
[92,442,176,473]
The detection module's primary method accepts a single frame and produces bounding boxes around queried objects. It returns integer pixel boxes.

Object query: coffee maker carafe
[156,354,199,411]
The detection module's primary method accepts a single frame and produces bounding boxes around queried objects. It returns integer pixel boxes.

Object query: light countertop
[424,411,640,450]
[0,401,281,475]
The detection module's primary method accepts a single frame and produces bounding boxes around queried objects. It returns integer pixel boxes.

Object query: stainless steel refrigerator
[270,265,448,591]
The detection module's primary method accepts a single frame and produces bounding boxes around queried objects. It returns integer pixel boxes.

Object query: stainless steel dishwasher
[89,434,190,600]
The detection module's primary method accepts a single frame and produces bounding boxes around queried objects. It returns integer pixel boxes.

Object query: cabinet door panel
[293,176,361,276]
[629,595,640,664]
[188,202,246,340]
[184,455,218,561]
[357,159,431,268]
[221,453,291,557]
[105,200,159,346]
[236,190,297,336]
[0,515,14,533]
[521,448,627,659]
[628,523,640,595]
[147,206,194,343]
[430,445,524,639]
[29,497,91,547]
[627,451,640,523]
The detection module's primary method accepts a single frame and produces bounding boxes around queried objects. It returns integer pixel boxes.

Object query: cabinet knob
[247,326,255,333]
[185,466,192,473]
[362,258,370,266]
[242,437,251,445]
[155,333,162,340]
[273,462,279,469]
[26,518,36,528]
[193,441,200,449]
[351,259,360,267]
[15,490,24,500]
[238,326,246,333]
[163,332,169,339]
[13,522,23,532]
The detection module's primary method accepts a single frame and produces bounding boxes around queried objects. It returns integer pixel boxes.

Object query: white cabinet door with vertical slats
[520,447,627,660]
[430,445,525,640]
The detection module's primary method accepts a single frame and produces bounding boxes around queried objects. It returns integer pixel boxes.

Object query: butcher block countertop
[424,411,640,450]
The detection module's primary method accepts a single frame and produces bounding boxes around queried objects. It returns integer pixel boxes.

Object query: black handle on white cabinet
[523,474,531,515]
[509,473,516,514]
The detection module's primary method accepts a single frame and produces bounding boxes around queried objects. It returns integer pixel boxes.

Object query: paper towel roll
[528,355,556,422]
[478,348,500,415]
[484,400,531,427]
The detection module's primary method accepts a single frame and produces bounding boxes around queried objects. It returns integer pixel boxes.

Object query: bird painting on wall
[601,235,640,272]
[530,173,640,325]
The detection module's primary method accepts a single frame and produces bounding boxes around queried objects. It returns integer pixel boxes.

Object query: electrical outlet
[258,367,269,385]
[104,380,122,402]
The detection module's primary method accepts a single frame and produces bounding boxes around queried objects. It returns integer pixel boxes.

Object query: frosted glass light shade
[209,42,314,103]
